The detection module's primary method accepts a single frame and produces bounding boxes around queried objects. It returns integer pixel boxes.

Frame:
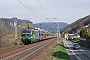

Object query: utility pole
[28,18,31,29]
[15,17,17,45]
[46,18,60,44]
[26,18,31,29]
[57,22,60,44]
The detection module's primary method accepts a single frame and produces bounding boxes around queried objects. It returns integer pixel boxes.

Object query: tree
[0,20,9,47]
[80,28,90,38]
[61,32,65,38]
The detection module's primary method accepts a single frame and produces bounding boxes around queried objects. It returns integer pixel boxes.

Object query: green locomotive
[21,29,40,44]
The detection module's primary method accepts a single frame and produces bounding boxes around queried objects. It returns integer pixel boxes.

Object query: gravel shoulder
[32,38,62,60]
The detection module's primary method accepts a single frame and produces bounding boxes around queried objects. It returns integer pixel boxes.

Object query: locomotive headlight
[22,38,24,39]
[31,37,32,38]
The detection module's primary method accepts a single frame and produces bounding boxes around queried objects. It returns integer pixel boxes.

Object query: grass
[51,42,70,60]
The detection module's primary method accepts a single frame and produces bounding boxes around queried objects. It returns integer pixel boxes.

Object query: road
[63,39,90,60]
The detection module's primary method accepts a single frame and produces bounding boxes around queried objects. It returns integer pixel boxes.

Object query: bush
[71,38,80,43]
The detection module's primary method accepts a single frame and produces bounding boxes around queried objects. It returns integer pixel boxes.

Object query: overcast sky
[0,0,90,24]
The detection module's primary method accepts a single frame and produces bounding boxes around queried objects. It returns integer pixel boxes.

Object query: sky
[0,0,90,24]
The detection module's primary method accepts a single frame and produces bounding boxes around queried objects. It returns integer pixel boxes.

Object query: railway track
[0,45,26,54]
[0,38,56,60]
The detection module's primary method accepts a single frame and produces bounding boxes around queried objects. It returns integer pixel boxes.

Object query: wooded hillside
[61,15,90,34]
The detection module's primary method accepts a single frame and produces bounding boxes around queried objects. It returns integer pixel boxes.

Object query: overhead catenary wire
[0,0,57,24]
[21,0,55,23]
[0,0,58,30]
[38,0,53,22]
[18,0,42,21]
[0,10,14,17]
[0,7,8,13]
[35,0,58,28]
[0,7,15,17]
[22,0,47,22]
[38,0,45,17]
[21,0,55,31]
[38,0,57,24]
[22,0,44,17]
[22,0,36,12]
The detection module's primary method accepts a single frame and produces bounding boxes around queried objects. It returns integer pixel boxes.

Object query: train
[21,28,55,44]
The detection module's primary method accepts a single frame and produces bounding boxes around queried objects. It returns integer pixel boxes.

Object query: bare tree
[0,20,8,47]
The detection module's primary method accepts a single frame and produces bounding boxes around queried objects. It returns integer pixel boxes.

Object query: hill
[0,18,32,29]
[33,22,68,32]
[61,15,90,33]
[0,18,33,47]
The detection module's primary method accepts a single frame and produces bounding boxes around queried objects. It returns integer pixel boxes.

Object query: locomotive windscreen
[22,29,31,34]
[21,29,32,39]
